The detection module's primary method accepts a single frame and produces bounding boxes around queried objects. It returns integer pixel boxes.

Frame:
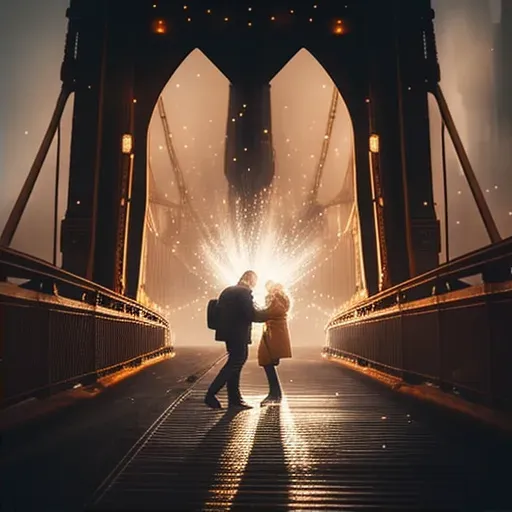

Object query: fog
[429,0,512,260]
[145,49,357,345]
[0,0,72,263]
[1,1,510,346]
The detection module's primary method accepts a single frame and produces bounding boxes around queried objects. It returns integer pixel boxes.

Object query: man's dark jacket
[214,285,267,344]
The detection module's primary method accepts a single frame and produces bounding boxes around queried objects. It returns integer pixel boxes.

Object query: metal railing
[0,247,172,408]
[325,236,512,410]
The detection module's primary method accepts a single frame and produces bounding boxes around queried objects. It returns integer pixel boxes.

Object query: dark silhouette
[205,270,272,410]
[230,405,290,509]
[163,408,246,510]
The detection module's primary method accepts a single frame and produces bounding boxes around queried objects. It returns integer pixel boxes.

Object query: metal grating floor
[90,348,511,511]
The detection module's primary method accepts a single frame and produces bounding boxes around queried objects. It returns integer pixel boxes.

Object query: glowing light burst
[146,169,355,330]
[143,53,363,330]
[198,188,327,302]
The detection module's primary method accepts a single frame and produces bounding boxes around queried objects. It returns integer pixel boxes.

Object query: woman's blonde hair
[267,282,291,309]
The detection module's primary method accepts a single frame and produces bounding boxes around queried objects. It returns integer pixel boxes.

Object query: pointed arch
[267,47,366,312]
[132,49,230,306]
[268,46,378,296]
[126,41,378,299]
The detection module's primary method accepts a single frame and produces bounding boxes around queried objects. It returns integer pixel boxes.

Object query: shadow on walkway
[231,405,290,510]
[128,404,291,511]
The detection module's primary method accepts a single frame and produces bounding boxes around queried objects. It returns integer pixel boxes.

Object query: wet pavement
[0,346,225,512]
[87,347,512,511]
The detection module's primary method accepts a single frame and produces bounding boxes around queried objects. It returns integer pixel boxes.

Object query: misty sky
[1,0,510,272]
[0,0,72,259]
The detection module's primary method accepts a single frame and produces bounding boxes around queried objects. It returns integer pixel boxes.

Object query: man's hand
[254,307,279,323]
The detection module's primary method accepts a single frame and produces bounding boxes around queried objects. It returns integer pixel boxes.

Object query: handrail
[0,246,168,326]
[328,235,512,325]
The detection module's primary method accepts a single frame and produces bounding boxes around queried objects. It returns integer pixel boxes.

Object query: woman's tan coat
[257,292,292,366]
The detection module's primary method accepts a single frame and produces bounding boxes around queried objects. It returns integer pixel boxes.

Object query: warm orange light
[122,134,133,154]
[369,134,380,153]
[333,19,346,35]
[152,19,168,34]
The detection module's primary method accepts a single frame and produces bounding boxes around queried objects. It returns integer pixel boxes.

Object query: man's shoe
[228,401,253,410]
[260,395,282,407]
[204,394,222,409]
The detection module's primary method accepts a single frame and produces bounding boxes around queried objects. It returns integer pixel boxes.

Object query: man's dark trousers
[207,340,248,404]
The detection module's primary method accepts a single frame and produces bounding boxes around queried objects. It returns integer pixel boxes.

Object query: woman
[258,281,292,406]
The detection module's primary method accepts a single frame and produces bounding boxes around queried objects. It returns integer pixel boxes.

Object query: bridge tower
[60,0,440,298]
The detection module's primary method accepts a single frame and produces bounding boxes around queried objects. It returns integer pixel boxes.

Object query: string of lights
[149,2,351,36]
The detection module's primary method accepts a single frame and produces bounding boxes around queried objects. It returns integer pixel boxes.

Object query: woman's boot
[261,364,283,406]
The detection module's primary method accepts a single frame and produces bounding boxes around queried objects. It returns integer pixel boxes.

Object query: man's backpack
[207,299,219,330]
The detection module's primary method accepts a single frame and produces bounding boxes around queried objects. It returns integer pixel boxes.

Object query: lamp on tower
[122,134,133,154]
[369,134,380,154]
[152,19,168,34]
[332,19,347,35]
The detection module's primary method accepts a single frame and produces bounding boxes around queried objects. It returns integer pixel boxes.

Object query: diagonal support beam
[433,84,501,244]
[322,149,355,210]
[1,86,71,247]
[307,86,339,206]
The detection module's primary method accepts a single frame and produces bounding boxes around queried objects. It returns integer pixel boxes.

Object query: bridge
[1,0,512,510]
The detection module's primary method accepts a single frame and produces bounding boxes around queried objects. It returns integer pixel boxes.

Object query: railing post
[45,308,52,398]
[93,307,99,382]
[94,292,100,375]
[397,287,406,382]
[83,293,99,387]
[485,292,495,408]
[434,277,445,391]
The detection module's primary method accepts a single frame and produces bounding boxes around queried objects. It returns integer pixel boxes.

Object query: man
[205,270,270,410]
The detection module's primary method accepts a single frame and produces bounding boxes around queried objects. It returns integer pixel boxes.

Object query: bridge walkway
[87,347,511,511]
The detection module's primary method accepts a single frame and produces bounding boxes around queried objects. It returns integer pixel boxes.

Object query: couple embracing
[205,270,292,409]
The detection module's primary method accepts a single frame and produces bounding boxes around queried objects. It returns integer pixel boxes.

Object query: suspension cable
[308,85,339,205]
[441,120,449,262]
[157,97,192,210]
[323,148,355,210]
[433,84,501,244]
[53,121,61,266]
[1,86,71,247]
[157,96,214,244]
